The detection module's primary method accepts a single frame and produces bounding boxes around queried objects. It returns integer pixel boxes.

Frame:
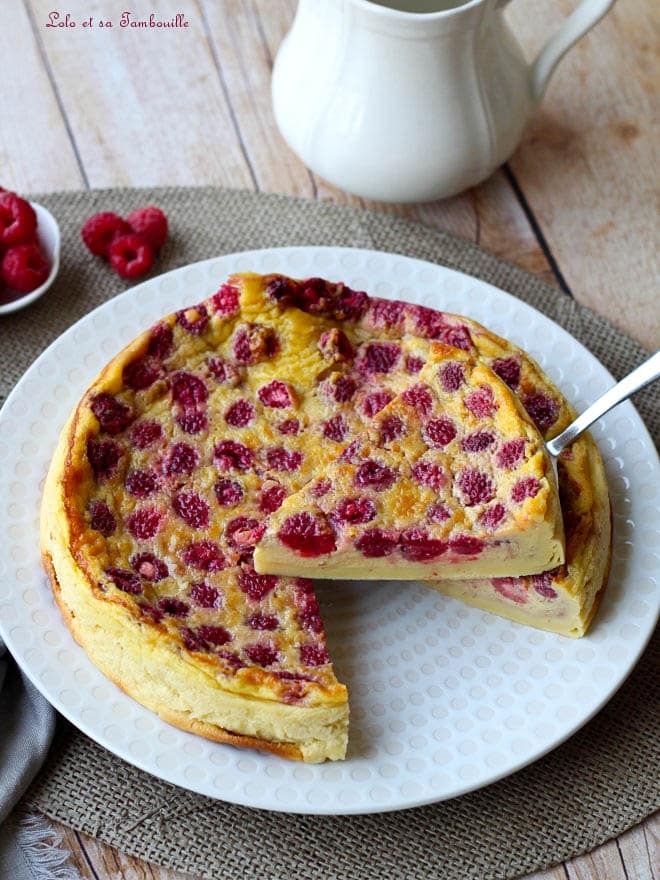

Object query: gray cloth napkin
[0,639,56,878]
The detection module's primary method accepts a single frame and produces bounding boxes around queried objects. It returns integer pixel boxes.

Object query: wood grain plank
[0,1,83,192]
[616,816,658,880]
[506,0,660,349]
[27,0,254,190]
[565,836,628,880]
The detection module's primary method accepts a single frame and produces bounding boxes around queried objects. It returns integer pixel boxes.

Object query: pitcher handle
[498,0,617,103]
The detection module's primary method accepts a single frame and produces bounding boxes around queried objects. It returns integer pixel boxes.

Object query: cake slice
[254,344,565,581]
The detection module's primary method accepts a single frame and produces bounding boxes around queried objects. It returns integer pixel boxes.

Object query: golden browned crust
[43,549,306,761]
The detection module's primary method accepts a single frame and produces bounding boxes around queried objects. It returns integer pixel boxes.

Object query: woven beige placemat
[3,186,657,880]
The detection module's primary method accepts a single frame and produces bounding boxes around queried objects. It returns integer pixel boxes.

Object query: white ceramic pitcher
[272,0,616,202]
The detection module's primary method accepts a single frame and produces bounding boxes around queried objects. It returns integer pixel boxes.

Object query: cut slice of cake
[254,344,565,581]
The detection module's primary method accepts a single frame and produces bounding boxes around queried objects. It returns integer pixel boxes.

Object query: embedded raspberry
[399,528,447,562]
[379,415,405,444]
[369,298,405,330]
[409,305,449,339]
[405,354,424,374]
[207,357,239,385]
[226,517,266,550]
[239,567,278,601]
[294,579,323,633]
[88,500,116,536]
[322,414,348,443]
[181,540,226,572]
[172,492,209,529]
[278,418,299,435]
[108,233,154,280]
[411,460,445,491]
[180,627,207,652]
[214,478,244,507]
[311,478,332,497]
[214,440,253,471]
[355,529,397,558]
[327,375,357,403]
[427,502,451,523]
[123,356,160,391]
[336,285,369,321]
[358,342,400,374]
[479,503,506,529]
[245,643,279,667]
[297,277,329,312]
[126,205,168,251]
[127,506,164,539]
[532,571,558,599]
[354,460,396,491]
[157,597,189,618]
[81,211,130,256]
[300,644,330,667]
[176,303,209,335]
[147,323,173,358]
[491,357,521,389]
[211,283,240,315]
[278,512,336,557]
[105,567,142,595]
[457,468,495,506]
[512,477,541,502]
[125,469,158,497]
[438,324,472,351]
[401,383,433,416]
[1,244,49,292]
[450,535,485,555]
[259,483,287,513]
[224,398,255,428]
[163,442,199,476]
[439,361,465,392]
[465,385,497,419]
[522,392,559,433]
[266,447,303,472]
[462,431,495,453]
[492,577,527,604]
[496,438,526,469]
[333,497,377,525]
[130,421,162,450]
[189,581,221,608]
[169,371,208,407]
[340,439,360,463]
[0,193,37,246]
[87,438,123,479]
[362,389,393,417]
[423,418,457,448]
[265,275,297,304]
[176,410,207,434]
[248,613,279,631]
[91,393,133,435]
[258,380,294,408]
[318,329,354,362]
[232,323,278,364]
[130,552,168,582]
[197,625,232,646]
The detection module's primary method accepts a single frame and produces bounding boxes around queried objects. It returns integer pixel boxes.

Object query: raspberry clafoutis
[41,272,611,762]
[254,344,565,581]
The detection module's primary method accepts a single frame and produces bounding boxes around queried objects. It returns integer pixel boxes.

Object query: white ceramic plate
[0,247,658,815]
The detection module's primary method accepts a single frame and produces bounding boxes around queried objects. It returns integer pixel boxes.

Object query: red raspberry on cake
[81,212,131,257]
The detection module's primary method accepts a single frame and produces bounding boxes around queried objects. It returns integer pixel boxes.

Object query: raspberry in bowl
[0,198,60,315]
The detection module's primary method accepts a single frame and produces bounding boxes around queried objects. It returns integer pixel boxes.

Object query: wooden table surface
[3,1,658,878]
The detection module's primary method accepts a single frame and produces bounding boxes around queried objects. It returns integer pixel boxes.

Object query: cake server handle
[546,350,660,460]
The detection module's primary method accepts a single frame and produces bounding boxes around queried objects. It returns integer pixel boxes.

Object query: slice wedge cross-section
[255,345,565,581]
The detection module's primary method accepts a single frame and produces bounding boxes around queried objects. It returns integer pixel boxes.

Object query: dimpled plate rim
[0,247,657,816]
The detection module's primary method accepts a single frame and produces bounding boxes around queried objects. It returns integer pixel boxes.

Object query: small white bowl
[0,201,61,315]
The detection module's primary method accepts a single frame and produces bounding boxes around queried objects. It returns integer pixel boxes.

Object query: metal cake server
[546,349,660,477]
